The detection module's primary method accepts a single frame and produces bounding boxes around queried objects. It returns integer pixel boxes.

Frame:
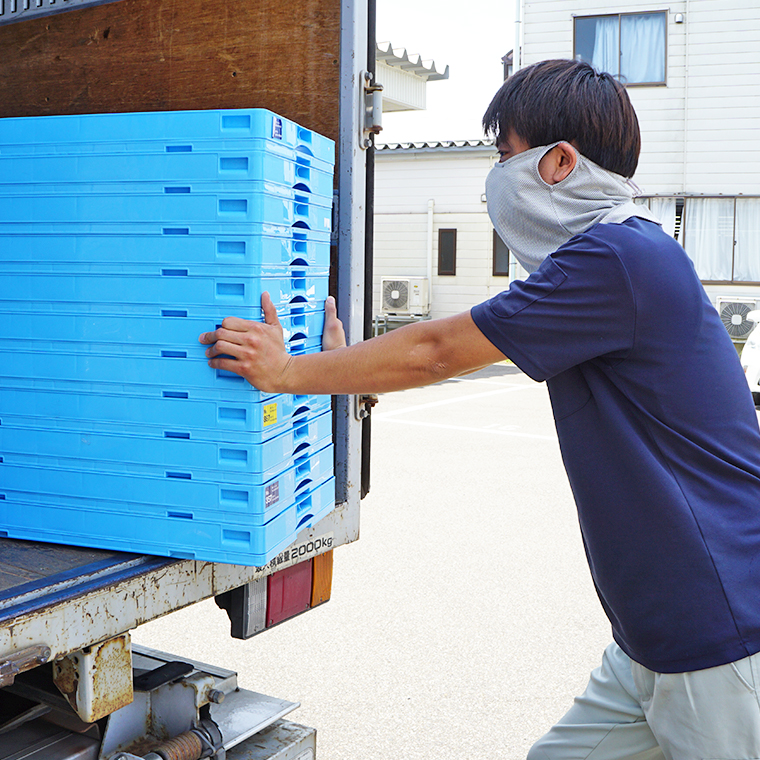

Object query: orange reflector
[311,550,333,606]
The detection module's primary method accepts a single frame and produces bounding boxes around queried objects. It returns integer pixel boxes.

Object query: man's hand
[199,294,347,392]
[322,295,347,351]
[199,292,292,392]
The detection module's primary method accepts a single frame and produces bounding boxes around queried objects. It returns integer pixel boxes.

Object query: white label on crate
[265,481,280,508]
[272,117,283,140]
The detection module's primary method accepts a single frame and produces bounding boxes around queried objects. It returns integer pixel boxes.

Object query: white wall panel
[374,150,505,319]
[375,151,496,214]
[520,0,759,196]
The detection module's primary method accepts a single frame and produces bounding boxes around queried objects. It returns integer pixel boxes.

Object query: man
[201,60,760,759]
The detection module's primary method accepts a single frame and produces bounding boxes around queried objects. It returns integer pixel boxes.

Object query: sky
[375,0,516,144]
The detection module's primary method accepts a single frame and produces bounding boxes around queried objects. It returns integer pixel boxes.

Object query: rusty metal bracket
[53,633,133,723]
[0,643,52,688]
[354,393,378,421]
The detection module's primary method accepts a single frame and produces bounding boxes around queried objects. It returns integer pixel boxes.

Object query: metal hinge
[360,71,383,149]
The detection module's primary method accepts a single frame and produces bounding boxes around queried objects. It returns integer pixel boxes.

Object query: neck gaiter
[486,143,661,273]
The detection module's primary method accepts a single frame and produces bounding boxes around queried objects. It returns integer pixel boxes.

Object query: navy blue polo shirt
[472,217,760,673]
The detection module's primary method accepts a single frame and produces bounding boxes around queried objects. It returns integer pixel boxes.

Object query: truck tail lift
[6,642,307,759]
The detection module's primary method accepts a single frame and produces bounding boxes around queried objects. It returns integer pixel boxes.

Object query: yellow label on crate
[263,403,278,427]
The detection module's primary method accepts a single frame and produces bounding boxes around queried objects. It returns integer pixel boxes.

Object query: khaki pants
[528,642,760,760]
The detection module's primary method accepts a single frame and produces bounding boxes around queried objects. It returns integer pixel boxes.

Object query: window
[574,11,667,85]
[675,197,760,283]
[734,199,760,282]
[493,230,510,276]
[639,196,760,284]
[438,229,457,276]
[683,198,735,281]
[641,196,685,241]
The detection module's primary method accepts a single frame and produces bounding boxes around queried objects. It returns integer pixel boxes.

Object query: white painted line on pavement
[374,383,533,420]
[373,417,556,440]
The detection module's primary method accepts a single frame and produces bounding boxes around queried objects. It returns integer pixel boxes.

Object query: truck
[0,0,380,756]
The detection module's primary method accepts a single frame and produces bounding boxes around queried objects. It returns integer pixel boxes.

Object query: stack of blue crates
[0,108,336,566]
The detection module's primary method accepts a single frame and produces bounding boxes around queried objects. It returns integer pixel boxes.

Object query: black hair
[482,59,641,178]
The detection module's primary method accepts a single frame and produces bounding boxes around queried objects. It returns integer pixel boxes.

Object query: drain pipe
[427,199,434,310]
[514,0,522,71]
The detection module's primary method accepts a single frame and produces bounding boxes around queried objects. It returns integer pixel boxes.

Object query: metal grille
[0,0,124,26]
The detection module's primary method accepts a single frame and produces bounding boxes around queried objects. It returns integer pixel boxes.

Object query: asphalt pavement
[133,364,613,759]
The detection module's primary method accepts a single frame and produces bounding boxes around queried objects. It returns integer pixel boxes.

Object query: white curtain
[591,16,619,75]
[683,198,735,281]
[621,13,666,83]
[734,199,760,282]
[648,197,677,239]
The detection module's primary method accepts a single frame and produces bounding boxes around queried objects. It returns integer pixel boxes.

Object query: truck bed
[0,503,346,667]
[0,539,172,629]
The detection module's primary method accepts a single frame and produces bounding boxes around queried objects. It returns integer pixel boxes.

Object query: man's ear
[538,142,577,185]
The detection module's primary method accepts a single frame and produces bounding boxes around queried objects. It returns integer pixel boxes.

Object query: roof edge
[376,41,450,81]
[376,139,495,154]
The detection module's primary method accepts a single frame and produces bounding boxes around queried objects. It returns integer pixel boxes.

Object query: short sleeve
[471,234,636,382]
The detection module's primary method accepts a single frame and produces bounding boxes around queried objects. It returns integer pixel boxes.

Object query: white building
[374,3,760,340]
[374,141,516,323]
[518,0,760,340]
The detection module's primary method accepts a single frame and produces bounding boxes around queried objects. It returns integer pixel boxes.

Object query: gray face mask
[485,142,660,273]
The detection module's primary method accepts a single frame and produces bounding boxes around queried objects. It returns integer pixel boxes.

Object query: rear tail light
[216,551,333,640]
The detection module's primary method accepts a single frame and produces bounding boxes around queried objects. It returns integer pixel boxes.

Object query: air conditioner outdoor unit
[380,277,430,316]
[715,297,760,341]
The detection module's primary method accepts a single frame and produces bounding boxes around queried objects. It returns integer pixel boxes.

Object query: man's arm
[199,293,507,395]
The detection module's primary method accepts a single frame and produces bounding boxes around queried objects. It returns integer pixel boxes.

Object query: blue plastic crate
[0,109,335,167]
[0,409,332,478]
[0,400,332,448]
[0,366,273,403]
[0,142,333,182]
[0,477,337,566]
[0,267,329,313]
[0,429,333,493]
[0,150,334,199]
[0,190,332,232]
[0,231,330,268]
[0,307,325,355]
[0,386,331,441]
[0,441,334,517]
[0,343,323,402]
[0,220,332,244]
[0,437,334,493]
[0,180,332,212]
